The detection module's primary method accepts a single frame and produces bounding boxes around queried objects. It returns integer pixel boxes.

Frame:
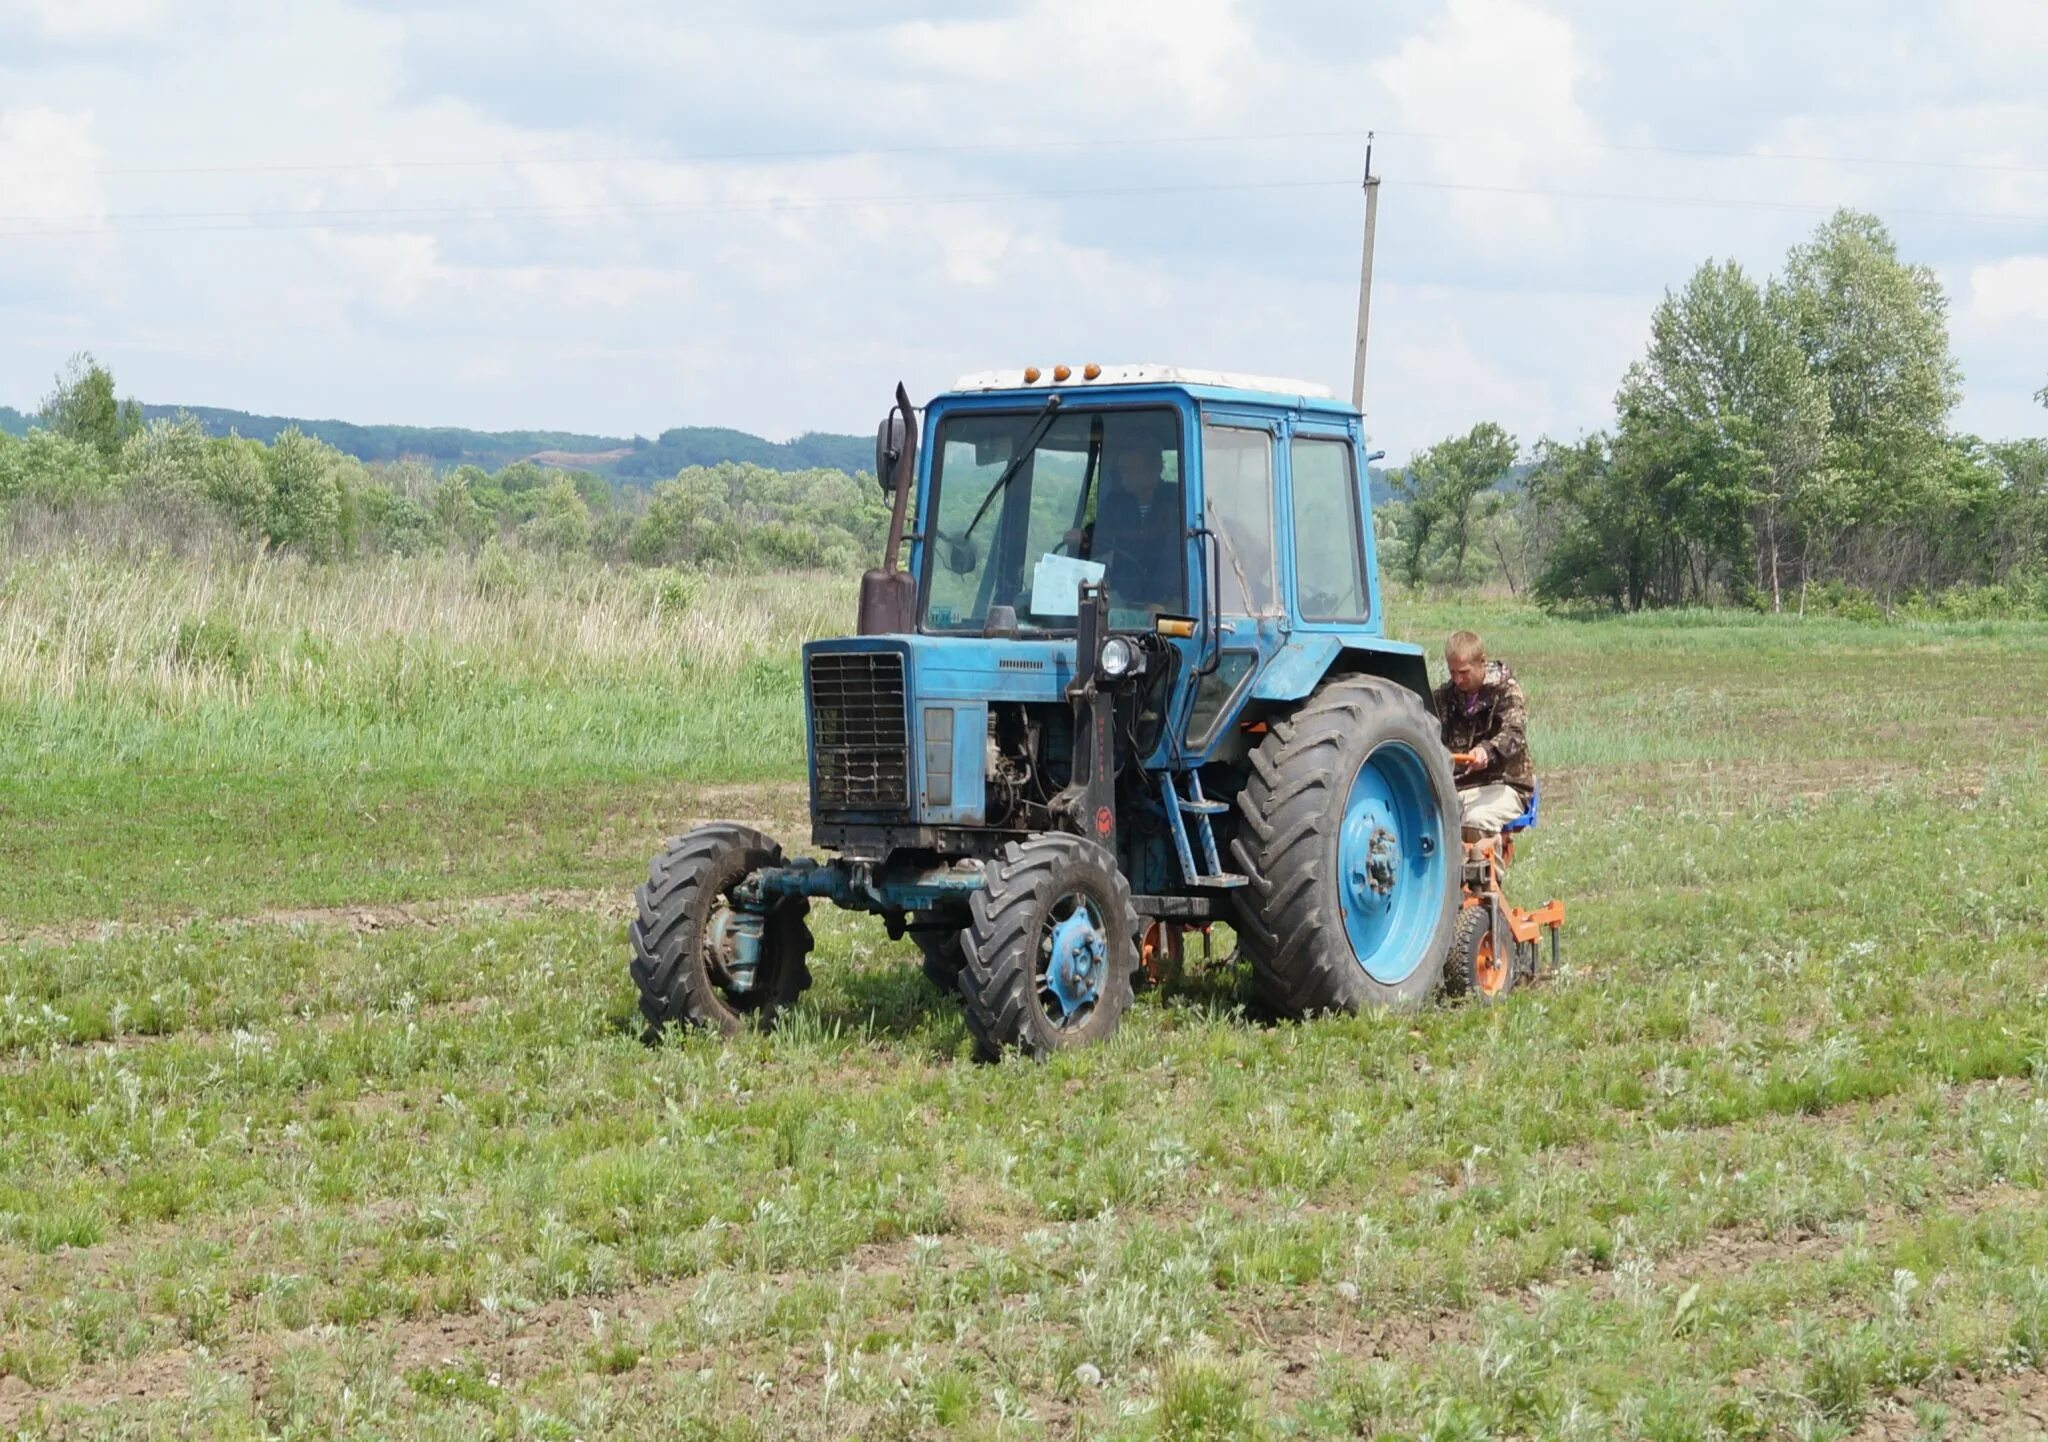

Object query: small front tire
[630,823,813,1038]
[959,833,1137,1061]
[913,920,967,994]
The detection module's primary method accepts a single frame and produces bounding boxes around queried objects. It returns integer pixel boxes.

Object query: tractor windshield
[922,407,1186,633]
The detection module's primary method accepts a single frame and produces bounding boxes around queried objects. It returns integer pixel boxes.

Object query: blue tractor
[630,363,1460,1059]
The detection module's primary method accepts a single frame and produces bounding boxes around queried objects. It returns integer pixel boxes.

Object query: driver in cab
[1070,435,1182,613]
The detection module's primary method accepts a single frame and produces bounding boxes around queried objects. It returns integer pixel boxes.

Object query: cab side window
[1289,436,1369,621]
[1200,423,1278,616]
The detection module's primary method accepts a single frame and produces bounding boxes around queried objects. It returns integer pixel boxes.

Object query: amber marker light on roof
[1083,363,1101,380]
[1022,366,1041,383]
[1053,364,1072,382]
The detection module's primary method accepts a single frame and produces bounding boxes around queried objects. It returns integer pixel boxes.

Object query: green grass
[3,549,2047,1437]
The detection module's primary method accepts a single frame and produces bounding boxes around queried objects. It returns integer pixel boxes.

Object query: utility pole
[1350,133,1379,414]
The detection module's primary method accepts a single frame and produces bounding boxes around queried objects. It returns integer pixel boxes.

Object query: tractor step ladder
[1161,771,1247,889]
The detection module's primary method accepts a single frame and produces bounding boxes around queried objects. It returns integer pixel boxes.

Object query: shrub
[0,429,111,505]
[202,438,273,535]
[518,477,594,555]
[263,428,343,559]
[470,541,523,600]
[172,616,253,681]
[117,416,211,512]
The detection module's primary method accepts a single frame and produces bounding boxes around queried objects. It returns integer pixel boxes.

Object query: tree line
[11,209,2044,615]
[0,354,891,571]
[1384,209,2048,614]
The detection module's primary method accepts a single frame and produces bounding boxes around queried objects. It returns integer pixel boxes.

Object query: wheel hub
[1337,741,1452,987]
[1343,808,1400,916]
[1043,905,1106,1023]
[705,902,766,994]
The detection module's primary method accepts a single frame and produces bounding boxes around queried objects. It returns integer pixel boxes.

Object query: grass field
[4,548,2047,1439]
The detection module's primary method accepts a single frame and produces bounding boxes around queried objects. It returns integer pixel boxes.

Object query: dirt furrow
[0,887,625,952]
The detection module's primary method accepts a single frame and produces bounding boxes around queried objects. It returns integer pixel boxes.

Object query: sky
[1,0,2044,464]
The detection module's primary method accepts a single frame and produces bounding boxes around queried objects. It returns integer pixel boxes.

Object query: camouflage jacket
[1434,660,1535,799]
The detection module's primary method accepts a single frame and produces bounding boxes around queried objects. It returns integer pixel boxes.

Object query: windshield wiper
[937,395,1064,571]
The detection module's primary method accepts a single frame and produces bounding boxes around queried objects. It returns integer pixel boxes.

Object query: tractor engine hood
[801,634,1080,830]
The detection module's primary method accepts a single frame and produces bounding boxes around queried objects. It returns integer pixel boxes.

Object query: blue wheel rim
[1038,892,1106,1028]
[1338,741,1448,984]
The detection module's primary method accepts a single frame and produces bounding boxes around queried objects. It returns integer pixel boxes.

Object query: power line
[3,173,2046,240]
[0,177,1347,236]
[6,124,2048,182]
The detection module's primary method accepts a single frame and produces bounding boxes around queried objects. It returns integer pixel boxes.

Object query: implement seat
[1500,783,1540,837]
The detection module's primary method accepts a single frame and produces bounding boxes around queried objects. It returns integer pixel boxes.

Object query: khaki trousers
[1458,783,1526,835]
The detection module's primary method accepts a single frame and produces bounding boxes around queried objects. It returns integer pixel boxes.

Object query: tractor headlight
[1099,636,1139,679]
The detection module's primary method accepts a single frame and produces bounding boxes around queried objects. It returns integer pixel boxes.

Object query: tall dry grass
[0,542,855,711]
[0,533,860,781]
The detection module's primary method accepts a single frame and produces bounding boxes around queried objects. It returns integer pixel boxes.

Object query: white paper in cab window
[1029,553,1106,616]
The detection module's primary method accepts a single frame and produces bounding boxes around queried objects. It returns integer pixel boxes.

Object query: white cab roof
[950,363,1335,399]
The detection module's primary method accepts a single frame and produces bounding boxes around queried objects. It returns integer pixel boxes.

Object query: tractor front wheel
[913,919,967,994]
[959,833,1136,1061]
[630,823,813,1038]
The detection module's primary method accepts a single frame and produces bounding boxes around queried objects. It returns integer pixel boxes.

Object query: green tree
[263,427,344,558]
[1777,210,1960,599]
[203,437,274,535]
[117,415,212,512]
[1986,439,2048,584]
[0,428,109,504]
[37,352,141,465]
[1616,259,1830,610]
[435,465,490,547]
[1393,423,1519,584]
[518,477,594,554]
[629,469,740,567]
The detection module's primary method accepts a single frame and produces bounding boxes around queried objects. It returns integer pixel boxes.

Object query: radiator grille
[808,651,910,813]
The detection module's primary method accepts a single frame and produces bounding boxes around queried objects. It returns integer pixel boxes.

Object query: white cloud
[0,107,105,225]
[1948,0,2048,86]
[1373,0,1601,248]
[0,0,160,41]
[896,0,1268,125]
[1967,256,2048,327]
[311,231,442,312]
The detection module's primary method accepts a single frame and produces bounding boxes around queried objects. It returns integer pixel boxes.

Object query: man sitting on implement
[1435,630,1534,840]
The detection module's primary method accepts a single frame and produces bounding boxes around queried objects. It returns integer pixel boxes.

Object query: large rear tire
[630,823,813,1038]
[959,833,1137,1061]
[1231,676,1459,1017]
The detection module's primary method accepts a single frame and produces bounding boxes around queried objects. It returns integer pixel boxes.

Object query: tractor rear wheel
[959,833,1136,1061]
[630,823,813,1038]
[1231,676,1459,1017]
[1443,904,1515,1002]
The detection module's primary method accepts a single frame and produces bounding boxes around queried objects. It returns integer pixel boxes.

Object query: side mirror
[940,531,979,575]
[875,413,908,493]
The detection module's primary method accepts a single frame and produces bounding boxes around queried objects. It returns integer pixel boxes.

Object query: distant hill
[3,397,873,479]
[121,405,872,481]
[6,398,1409,492]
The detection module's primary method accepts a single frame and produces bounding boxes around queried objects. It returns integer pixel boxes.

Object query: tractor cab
[632,366,1469,1059]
